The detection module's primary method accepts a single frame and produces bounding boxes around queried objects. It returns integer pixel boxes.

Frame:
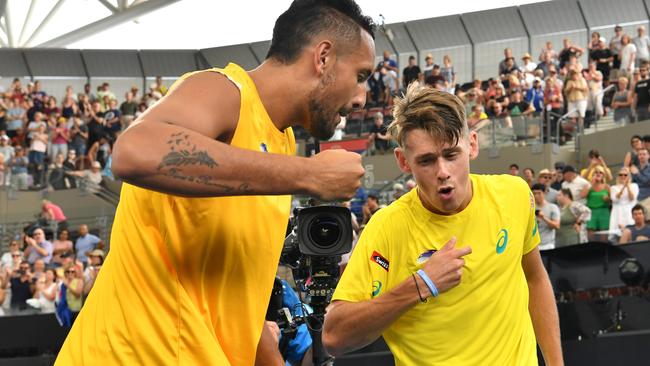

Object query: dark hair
[531,183,547,192]
[510,163,519,170]
[631,135,642,142]
[560,188,573,200]
[267,0,375,64]
[632,204,646,215]
[643,135,650,142]
[524,167,535,175]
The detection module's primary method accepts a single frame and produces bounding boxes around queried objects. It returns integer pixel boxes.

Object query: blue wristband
[416,269,439,297]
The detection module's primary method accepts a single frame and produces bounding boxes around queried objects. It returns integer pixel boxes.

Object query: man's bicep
[521,247,547,282]
[131,72,241,140]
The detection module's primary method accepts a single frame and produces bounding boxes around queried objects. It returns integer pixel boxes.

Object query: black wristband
[412,273,427,303]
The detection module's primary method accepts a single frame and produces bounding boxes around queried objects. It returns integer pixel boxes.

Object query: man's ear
[394,147,412,174]
[468,131,479,161]
[313,40,334,77]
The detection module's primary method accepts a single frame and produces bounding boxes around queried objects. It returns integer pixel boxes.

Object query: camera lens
[308,216,341,249]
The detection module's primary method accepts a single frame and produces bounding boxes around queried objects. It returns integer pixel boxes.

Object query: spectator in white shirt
[620,34,637,78]
[561,165,591,205]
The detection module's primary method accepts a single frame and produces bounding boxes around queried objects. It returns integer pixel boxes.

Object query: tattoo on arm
[156,132,253,194]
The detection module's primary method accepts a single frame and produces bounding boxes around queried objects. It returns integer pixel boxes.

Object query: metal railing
[0,214,115,254]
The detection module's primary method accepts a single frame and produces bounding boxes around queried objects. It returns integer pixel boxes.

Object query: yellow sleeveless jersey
[333,174,540,366]
[56,64,296,365]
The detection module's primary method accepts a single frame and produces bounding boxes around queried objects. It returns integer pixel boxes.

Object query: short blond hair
[388,82,467,148]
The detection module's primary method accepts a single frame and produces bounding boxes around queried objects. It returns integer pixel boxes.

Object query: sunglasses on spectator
[12,254,20,257]
[619,173,628,177]
[65,270,76,274]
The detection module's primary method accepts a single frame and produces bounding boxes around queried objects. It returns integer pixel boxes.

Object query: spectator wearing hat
[537,169,558,203]
[69,161,103,193]
[580,149,613,182]
[402,56,421,89]
[521,53,537,85]
[562,165,591,205]
[83,249,105,296]
[422,54,435,80]
[532,183,560,250]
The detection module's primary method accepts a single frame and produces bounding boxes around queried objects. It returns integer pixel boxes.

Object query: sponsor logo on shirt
[417,249,438,264]
[370,251,389,271]
[496,229,508,254]
[372,280,382,297]
[260,143,268,153]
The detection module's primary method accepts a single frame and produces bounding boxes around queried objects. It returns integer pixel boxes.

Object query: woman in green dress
[556,189,592,247]
[580,166,611,241]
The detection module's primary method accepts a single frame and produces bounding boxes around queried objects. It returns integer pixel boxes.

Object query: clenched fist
[308,149,365,201]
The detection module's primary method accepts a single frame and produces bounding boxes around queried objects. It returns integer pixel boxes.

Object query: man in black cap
[561,165,591,205]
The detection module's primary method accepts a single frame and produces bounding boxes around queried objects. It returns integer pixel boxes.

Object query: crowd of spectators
[507,134,650,249]
[0,221,104,317]
[0,76,168,192]
[358,25,650,148]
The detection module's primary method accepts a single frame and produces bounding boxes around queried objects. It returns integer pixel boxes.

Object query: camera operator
[266,278,314,366]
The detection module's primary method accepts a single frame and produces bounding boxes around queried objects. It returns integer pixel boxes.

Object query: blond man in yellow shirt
[324,83,563,366]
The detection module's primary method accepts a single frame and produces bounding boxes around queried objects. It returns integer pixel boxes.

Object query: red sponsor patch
[370,251,390,271]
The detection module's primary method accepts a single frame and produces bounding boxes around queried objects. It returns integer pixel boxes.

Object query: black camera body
[283,206,353,259]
